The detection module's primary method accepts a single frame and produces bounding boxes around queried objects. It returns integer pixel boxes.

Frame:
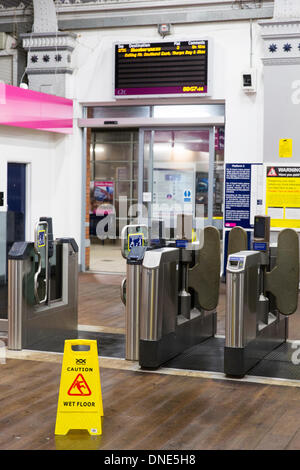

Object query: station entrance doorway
[0,162,26,328]
[83,103,225,274]
[87,126,224,274]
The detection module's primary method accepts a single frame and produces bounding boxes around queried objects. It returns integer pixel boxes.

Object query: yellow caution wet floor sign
[55,339,103,436]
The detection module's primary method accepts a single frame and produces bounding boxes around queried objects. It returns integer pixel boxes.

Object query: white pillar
[260,1,300,163]
[32,0,58,33]
[21,0,76,97]
[273,0,300,19]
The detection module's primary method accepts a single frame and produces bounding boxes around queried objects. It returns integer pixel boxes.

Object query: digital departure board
[114,40,210,98]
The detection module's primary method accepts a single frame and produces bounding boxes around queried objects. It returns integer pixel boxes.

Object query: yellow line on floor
[6,348,300,389]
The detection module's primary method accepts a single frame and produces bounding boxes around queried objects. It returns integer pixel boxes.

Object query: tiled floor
[89,240,126,273]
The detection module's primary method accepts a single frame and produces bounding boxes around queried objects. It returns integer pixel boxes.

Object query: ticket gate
[225,216,299,377]
[8,217,78,350]
[139,225,220,369]
[121,216,221,369]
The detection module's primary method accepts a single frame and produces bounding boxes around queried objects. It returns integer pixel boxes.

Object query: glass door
[140,127,224,236]
[89,129,139,273]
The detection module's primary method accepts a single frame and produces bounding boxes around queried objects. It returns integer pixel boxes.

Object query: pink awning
[0,84,73,134]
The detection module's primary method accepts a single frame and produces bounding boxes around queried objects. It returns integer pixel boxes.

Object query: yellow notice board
[266,166,300,228]
[55,339,104,436]
[279,139,293,158]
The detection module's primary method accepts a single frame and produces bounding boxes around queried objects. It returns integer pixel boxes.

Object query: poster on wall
[152,168,194,219]
[90,181,114,216]
[266,166,300,228]
[224,163,263,229]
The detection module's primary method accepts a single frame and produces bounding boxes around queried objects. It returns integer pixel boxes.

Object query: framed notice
[152,168,194,219]
[224,163,263,229]
[90,181,114,216]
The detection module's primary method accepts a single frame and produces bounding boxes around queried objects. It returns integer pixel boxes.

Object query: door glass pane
[153,104,225,119]
[144,129,210,230]
[89,129,138,273]
[92,106,150,119]
[213,127,225,272]
[213,127,225,229]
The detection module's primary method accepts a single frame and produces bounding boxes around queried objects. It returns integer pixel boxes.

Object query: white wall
[71,20,265,166]
[0,125,82,247]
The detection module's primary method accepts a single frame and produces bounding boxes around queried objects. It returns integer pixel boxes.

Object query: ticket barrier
[120,216,221,368]
[120,222,153,361]
[121,220,188,359]
[8,217,78,350]
[139,224,221,369]
[225,216,299,377]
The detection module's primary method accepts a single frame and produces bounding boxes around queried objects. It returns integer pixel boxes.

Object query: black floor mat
[164,336,224,372]
[25,330,125,358]
[164,337,300,381]
[248,342,300,380]
[26,332,300,381]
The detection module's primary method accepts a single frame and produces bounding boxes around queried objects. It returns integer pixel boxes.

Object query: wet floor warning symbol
[68,374,92,396]
[55,339,104,436]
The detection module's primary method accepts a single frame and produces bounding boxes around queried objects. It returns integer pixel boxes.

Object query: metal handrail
[33,220,48,304]
[120,277,126,305]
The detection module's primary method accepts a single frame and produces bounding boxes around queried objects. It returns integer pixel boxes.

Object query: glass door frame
[138,126,217,228]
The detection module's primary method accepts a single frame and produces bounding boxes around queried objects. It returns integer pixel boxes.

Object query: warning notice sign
[68,374,92,396]
[266,166,300,228]
[55,339,104,436]
[267,167,278,177]
[224,163,263,229]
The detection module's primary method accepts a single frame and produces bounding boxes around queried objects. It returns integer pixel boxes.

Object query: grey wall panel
[263,63,300,162]
[0,212,7,281]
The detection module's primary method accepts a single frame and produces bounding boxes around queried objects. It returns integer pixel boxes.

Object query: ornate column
[21,0,76,97]
[273,0,300,18]
[260,0,300,163]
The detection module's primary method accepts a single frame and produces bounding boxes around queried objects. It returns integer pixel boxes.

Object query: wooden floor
[78,272,125,331]
[2,272,300,450]
[2,356,300,450]
[78,272,227,336]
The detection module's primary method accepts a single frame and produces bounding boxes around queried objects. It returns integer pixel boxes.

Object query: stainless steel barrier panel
[8,258,24,350]
[34,220,49,304]
[125,246,147,361]
[120,225,148,361]
[140,248,179,343]
[225,251,260,349]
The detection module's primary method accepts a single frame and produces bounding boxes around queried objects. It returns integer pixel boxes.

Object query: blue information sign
[38,229,46,248]
[253,242,267,252]
[176,239,188,248]
[224,163,252,229]
[128,233,144,251]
